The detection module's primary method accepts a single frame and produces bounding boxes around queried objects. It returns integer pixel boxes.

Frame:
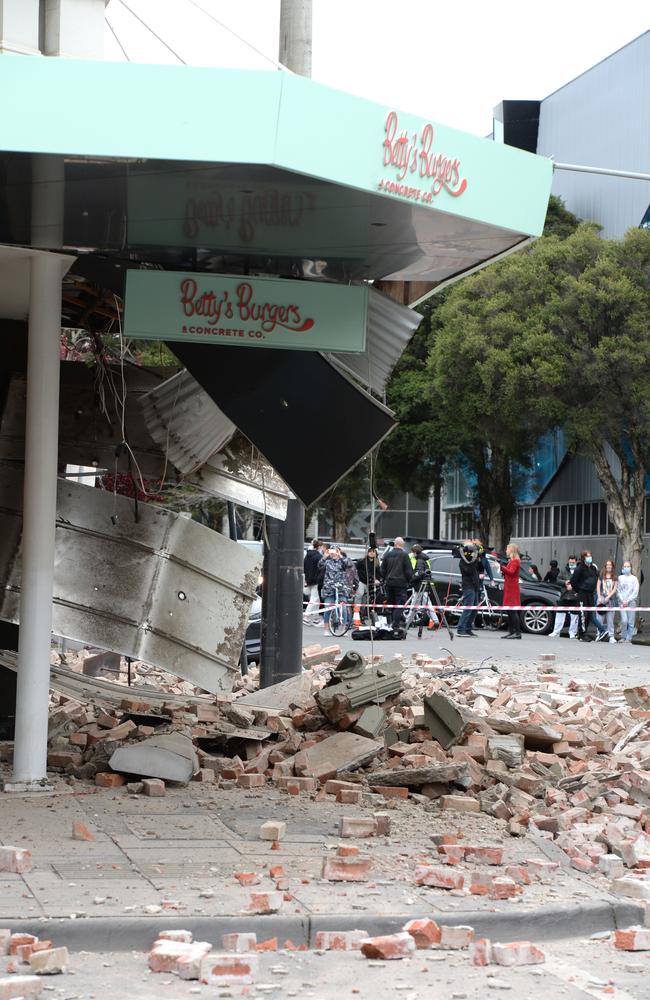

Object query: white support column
[427,485,435,538]
[8,253,63,788]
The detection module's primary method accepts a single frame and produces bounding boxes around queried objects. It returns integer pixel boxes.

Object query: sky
[104,1,649,137]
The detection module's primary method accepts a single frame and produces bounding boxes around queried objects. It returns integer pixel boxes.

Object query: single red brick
[370,785,409,800]
[142,778,165,796]
[464,846,503,866]
[314,930,369,951]
[336,788,363,805]
[492,941,545,966]
[222,932,257,952]
[322,857,371,882]
[470,938,493,966]
[361,932,416,960]
[234,871,261,886]
[614,927,650,951]
[414,864,464,890]
[256,937,277,952]
[247,891,283,914]
[340,817,378,838]
[237,773,265,789]
[8,935,37,956]
[95,772,125,788]
[0,847,32,874]
[403,919,441,948]
[72,821,95,842]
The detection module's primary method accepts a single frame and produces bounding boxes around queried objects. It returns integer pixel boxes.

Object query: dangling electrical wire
[116,0,187,64]
[181,0,294,73]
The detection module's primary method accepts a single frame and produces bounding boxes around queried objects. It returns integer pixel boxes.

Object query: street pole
[259,0,313,689]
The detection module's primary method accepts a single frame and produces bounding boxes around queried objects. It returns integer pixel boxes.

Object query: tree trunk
[591,441,645,577]
[329,495,350,542]
[473,445,514,551]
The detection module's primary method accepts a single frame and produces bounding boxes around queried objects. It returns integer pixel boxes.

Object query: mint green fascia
[0,56,551,237]
[273,73,553,238]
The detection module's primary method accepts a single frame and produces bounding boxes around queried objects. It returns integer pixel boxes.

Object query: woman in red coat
[501,543,522,639]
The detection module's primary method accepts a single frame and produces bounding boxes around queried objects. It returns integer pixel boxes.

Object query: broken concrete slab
[237,673,313,712]
[109,732,198,784]
[365,762,469,788]
[285,732,382,777]
[424,692,474,750]
[487,716,563,747]
[316,658,403,723]
[353,705,385,740]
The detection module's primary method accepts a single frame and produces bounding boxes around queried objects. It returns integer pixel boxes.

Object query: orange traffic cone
[353,605,362,627]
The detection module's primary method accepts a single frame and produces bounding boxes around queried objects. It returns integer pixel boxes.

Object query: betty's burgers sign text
[379,110,468,204]
[124,271,368,352]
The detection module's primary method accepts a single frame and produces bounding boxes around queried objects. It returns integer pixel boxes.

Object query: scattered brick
[439,925,474,950]
[322,855,371,882]
[200,952,259,986]
[492,941,545,966]
[0,848,32,874]
[361,932,416,960]
[256,938,277,952]
[440,795,480,813]
[414,864,464,890]
[29,947,69,975]
[340,817,378,839]
[71,821,95,842]
[0,976,44,999]
[234,872,261,886]
[403,919,441,948]
[314,930,369,951]
[158,930,193,943]
[95,772,125,788]
[222,933,257,953]
[142,778,165,797]
[470,938,493,966]
[247,891,284,914]
[370,785,409,800]
[260,820,286,841]
[237,773,265,789]
[614,926,650,951]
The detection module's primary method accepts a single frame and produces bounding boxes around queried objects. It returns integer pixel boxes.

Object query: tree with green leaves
[527,224,650,575]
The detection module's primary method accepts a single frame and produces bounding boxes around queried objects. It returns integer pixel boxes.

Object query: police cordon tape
[308,602,644,612]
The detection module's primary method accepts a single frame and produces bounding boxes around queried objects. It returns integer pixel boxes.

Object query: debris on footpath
[4,639,650,912]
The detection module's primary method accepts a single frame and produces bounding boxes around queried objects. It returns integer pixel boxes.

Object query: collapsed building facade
[0,50,552,789]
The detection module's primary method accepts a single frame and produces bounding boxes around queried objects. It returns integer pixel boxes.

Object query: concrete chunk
[109,732,197,784]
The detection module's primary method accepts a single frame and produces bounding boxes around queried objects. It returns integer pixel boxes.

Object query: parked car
[422,549,563,635]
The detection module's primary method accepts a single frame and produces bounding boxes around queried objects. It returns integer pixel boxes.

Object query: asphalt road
[303,621,650,686]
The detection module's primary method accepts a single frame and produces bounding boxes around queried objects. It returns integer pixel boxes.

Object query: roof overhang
[0,57,553,288]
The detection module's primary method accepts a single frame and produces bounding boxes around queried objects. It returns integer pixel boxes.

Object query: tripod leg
[429,581,454,640]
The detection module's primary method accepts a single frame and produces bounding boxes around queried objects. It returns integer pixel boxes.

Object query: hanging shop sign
[124,271,368,353]
[378,110,469,205]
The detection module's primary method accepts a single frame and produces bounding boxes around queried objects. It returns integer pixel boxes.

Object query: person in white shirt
[617,561,640,643]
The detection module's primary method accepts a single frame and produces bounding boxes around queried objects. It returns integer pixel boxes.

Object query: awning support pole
[9,253,62,788]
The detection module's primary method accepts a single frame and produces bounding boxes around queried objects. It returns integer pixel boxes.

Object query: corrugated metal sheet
[140,369,236,475]
[0,464,261,694]
[326,286,422,394]
[537,31,650,238]
[188,432,292,520]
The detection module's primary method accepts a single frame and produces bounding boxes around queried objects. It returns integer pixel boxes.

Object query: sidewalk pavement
[0,775,643,950]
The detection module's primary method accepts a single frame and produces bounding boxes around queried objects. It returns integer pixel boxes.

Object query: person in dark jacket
[544,560,560,584]
[303,539,322,625]
[381,537,413,628]
[568,550,607,641]
[356,548,382,620]
[457,542,481,637]
[409,543,431,579]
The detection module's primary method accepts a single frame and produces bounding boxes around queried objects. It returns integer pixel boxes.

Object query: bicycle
[326,583,351,637]
[448,584,506,630]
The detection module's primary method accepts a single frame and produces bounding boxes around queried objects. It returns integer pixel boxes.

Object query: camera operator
[381,537,413,628]
[457,541,481,637]
[409,543,431,580]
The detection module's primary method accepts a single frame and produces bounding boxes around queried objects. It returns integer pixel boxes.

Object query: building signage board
[124,271,368,353]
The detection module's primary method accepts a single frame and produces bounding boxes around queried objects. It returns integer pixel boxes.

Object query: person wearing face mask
[549,555,580,638]
[617,561,640,643]
[595,559,618,643]
[569,550,607,641]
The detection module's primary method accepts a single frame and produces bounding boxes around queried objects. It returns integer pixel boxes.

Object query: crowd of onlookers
[303,537,641,643]
[546,551,640,642]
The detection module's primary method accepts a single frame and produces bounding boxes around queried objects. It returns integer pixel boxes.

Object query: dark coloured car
[423,549,563,635]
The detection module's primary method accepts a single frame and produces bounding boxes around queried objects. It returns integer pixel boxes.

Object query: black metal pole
[260,498,304,687]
